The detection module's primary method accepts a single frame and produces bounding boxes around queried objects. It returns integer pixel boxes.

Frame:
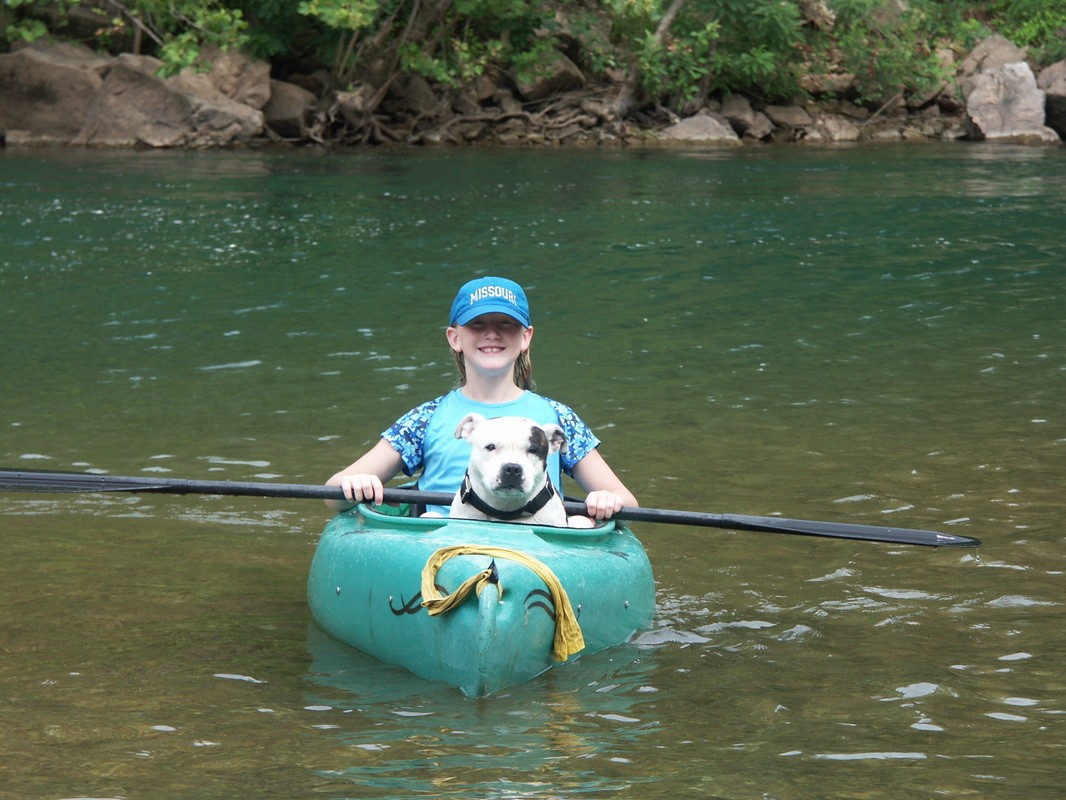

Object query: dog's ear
[454,413,484,441]
[541,424,568,454]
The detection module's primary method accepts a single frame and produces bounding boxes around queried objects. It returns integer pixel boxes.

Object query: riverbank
[2,35,1063,149]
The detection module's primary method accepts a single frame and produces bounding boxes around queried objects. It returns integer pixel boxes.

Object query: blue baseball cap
[449,277,531,327]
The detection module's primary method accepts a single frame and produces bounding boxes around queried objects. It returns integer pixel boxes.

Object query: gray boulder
[73,56,192,147]
[762,104,814,128]
[2,42,266,147]
[803,114,861,142]
[515,52,586,102]
[1037,60,1066,139]
[965,61,1059,143]
[660,112,741,145]
[720,95,789,140]
[0,42,110,144]
[196,44,272,110]
[960,35,1029,84]
[168,69,266,145]
[264,79,316,138]
[71,53,264,147]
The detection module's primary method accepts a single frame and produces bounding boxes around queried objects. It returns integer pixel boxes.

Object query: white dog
[448,413,569,526]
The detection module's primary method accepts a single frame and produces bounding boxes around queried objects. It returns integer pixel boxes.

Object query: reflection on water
[305,625,663,797]
[1,144,1064,799]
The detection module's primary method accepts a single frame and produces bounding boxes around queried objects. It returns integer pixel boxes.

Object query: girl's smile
[449,313,532,362]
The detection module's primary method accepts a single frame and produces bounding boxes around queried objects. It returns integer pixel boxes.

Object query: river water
[1,144,1063,799]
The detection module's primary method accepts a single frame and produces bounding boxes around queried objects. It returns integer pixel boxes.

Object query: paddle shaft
[0,469,981,548]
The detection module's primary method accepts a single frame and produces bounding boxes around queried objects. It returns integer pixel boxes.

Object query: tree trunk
[611,0,688,118]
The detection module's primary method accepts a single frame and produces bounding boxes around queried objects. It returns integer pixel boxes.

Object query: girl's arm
[325,438,405,512]
[570,448,638,520]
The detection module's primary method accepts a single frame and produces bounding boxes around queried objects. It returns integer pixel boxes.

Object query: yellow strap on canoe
[420,545,585,662]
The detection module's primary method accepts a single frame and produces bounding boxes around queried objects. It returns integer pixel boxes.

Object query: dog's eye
[485,444,496,452]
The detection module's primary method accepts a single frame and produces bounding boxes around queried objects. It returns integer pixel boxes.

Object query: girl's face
[447,313,533,376]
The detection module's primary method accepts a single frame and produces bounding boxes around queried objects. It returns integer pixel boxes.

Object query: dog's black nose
[498,463,524,487]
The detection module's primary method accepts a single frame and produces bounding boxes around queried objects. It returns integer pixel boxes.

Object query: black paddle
[0,468,981,548]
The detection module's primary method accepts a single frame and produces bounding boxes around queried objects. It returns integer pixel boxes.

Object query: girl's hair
[453,348,535,390]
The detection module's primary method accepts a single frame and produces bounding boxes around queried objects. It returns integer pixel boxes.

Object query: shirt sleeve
[546,398,601,475]
[382,395,445,477]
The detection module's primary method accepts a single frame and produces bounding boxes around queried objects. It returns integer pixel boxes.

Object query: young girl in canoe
[325,276,637,523]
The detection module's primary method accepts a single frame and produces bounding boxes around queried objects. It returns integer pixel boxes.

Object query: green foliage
[146,2,250,75]
[452,0,559,82]
[607,0,807,103]
[990,0,1066,62]
[922,1,991,50]
[3,0,1064,112]
[2,0,248,74]
[3,0,74,45]
[637,20,720,101]
[399,37,502,86]
[564,9,621,73]
[4,16,46,43]
[297,0,377,32]
[510,36,567,89]
[232,0,311,59]
[824,0,948,103]
[704,0,805,97]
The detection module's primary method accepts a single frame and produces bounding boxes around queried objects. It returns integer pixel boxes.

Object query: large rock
[799,69,856,95]
[1037,60,1066,140]
[3,42,266,147]
[196,44,271,110]
[720,94,774,140]
[964,61,1059,143]
[515,52,586,102]
[381,74,442,117]
[169,70,266,146]
[799,0,836,30]
[803,113,861,142]
[0,42,110,144]
[72,53,264,147]
[263,79,316,138]
[762,104,814,128]
[720,94,754,133]
[960,35,1029,83]
[72,57,192,147]
[660,112,741,145]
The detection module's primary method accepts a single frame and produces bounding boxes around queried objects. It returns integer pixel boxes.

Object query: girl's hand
[584,490,625,520]
[340,473,384,505]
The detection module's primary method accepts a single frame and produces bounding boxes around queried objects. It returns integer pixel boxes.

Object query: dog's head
[454,413,567,500]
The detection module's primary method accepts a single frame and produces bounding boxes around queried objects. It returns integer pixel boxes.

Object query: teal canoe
[307,505,655,697]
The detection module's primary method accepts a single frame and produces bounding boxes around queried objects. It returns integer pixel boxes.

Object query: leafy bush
[990,0,1066,62]
[824,0,949,104]
[705,0,805,98]
[3,0,1063,115]
[2,0,248,74]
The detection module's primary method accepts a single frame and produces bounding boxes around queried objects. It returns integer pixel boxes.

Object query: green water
[1,144,1064,799]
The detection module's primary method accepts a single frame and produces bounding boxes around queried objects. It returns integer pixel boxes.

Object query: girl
[326,276,637,522]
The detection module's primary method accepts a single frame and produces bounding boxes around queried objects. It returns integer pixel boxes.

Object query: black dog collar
[458,472,558,521]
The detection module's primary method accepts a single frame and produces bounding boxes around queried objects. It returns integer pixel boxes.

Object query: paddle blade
[0,469,154,493]
[612,506,981,548]
[0,469,342,500]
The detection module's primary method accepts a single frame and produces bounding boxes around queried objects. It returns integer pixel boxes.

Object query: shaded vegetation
[4,0,1064,114]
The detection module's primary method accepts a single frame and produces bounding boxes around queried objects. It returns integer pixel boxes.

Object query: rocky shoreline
[2,35,1063,150]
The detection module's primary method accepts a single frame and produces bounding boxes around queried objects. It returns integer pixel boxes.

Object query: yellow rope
[420,545,585,662]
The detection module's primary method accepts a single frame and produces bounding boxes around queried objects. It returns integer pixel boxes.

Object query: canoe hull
[307,507,655,697]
